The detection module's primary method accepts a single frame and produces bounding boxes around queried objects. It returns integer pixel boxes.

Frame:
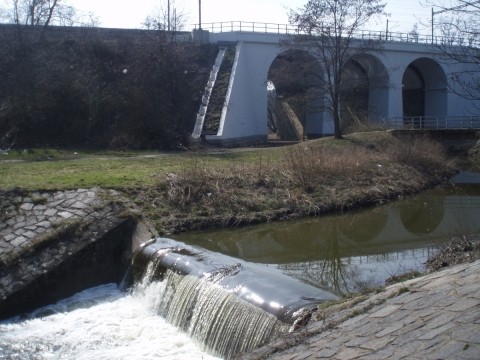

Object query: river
[174,172,480,293]
[1,173,478,359]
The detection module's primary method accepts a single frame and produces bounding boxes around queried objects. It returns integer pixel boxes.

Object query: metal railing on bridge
[383,116,480,130]
[195,21,299,35]
[193,21,479,47]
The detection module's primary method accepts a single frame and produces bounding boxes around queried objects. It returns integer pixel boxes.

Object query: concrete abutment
[0,188,156,320]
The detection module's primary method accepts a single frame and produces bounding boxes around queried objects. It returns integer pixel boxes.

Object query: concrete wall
[206,40,275,144]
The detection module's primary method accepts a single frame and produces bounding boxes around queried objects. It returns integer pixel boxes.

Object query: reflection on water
[175,182,480,294]
[399,195,445,235]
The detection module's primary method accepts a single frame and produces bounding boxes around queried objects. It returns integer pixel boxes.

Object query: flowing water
[129,239,335,358]
[156,270,287,358]
[0,281,220,360]
[1,173,479,359]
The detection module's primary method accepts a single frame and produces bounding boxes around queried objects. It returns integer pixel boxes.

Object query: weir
[132,237,338,358]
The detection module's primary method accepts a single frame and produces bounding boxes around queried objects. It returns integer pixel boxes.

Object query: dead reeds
[142,133,457,233]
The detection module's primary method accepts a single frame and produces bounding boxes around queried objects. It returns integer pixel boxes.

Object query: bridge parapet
[194,21,479,47]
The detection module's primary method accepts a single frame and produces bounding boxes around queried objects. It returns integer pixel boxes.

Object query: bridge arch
[264,48,391,139]
[402,57,448,121]
[341,53,390,129]
[266,49,324,140]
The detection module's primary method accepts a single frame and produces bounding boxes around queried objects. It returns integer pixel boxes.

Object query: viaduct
[190,22,480,145]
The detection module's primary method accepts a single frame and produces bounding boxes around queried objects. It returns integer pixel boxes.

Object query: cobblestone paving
[0,188,119,262]
[245,261,480,360]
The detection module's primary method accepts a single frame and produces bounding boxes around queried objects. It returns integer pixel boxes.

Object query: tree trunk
[333,112,342,139]
[332,97,343,139]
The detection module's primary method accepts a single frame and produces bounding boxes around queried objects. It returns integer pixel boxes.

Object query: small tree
[289,0,386,138]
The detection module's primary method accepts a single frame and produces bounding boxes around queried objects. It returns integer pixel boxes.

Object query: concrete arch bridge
[191,22,480,145]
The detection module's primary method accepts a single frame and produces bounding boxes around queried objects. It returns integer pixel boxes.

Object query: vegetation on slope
[203,46,236,135]
[0,132,458,234]
[0,27,217,150]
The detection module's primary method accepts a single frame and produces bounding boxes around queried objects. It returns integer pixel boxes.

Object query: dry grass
[385,136,451,174]
[134,134,457,233]
[284,145,378,191]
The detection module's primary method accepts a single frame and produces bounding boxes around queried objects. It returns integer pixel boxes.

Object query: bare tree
[289,0,386,139]
[425,1,480,103]
[5,0,76,27]
[143,0,187,32]
[1,0,99,28]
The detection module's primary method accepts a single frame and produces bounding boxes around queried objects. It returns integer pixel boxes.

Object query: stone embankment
[1,188,107,256]
[243,260,480,359]
[0,188,155,319]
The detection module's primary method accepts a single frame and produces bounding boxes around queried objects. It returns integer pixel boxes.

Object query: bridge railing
[383,116,480,130]
[193,21,479,47]
[195,21,300,35]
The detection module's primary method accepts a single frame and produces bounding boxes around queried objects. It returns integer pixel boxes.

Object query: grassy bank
[0,131,458,234]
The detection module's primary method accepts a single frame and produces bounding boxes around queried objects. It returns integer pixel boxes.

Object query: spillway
[132,237,338,358]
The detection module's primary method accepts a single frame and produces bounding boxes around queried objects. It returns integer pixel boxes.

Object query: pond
[174,172,480,294]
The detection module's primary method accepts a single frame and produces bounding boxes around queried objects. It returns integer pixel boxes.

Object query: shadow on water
[174,177,480,294]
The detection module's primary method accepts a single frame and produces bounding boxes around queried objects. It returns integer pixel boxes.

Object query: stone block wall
[0,188,154,319]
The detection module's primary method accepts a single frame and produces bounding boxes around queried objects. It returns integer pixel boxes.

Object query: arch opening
[402,58,448,127]
[340,54,390,132]
[340,59,369,131]
[267,49,323,141]
[402,64,425,118]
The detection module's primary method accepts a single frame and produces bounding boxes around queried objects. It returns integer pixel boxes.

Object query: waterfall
[152,270,287,358]
[133,238,338,359]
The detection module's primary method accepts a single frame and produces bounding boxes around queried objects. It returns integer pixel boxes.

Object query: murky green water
[174,173,480,294]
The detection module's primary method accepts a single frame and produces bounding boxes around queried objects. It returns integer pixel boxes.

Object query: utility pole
[168,0,171,31]
[199,0,202,29]
[431,7,434,43]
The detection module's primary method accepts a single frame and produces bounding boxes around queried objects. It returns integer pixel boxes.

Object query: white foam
[0,283,220,360]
